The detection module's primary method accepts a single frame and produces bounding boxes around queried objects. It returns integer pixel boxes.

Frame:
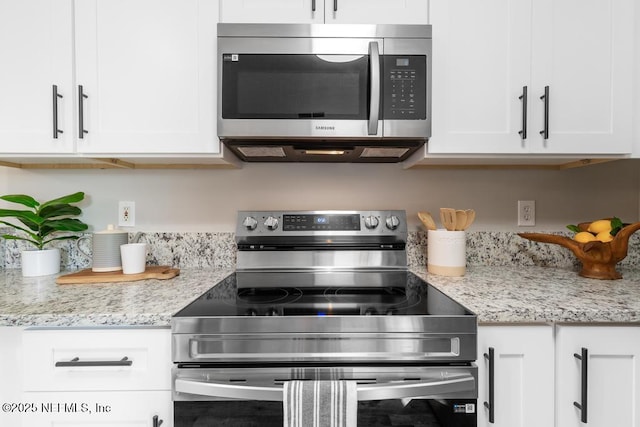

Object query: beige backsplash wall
[1,160,638,233]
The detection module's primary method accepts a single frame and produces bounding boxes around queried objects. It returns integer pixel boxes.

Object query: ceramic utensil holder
[427,230,466,276]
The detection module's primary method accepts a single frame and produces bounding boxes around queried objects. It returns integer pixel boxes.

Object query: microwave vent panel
[360,147,410,158]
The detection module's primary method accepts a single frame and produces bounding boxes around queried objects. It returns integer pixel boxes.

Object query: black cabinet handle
[52,85,64,139]
[153,415,164,427]
[518,86,527,140]
[78,85,88,139]
[334,0,338,12]
[55,356,132,367]
[573,348,588,423]
[311,0,316,12]
[483,347,495,423]
[539,85,549,139]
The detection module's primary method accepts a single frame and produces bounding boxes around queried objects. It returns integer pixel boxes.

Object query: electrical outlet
[518,200,535,226]
[118,201,135,227]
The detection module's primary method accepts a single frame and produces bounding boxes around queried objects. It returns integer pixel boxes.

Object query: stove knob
[364,215,379,229]
[242,216,258,231]
[364,307,378,315]
[266,307,279,316]
[245,308,258,316]
[385,215,400,230]
[264,216,279,231]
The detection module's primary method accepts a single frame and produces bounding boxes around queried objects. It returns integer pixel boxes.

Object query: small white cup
[120,243,147,275]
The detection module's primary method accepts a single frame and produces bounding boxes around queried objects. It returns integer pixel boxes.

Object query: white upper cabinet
[531,0,634,154]
[0,0,75,154]
[219,0,428,24]
[324,0,428,24]
[0,0,221,158]
[428,0,634,155]
[75,0,219,154]
[428,0,531,155]
[220,0,324,23]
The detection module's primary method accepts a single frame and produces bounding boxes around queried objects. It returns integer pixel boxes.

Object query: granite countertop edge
[1,266,639,327]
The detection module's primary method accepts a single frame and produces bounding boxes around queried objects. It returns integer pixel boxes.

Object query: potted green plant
[0,192,89,276]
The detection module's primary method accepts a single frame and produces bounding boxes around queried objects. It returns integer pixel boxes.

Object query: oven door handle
[175,374,475,402]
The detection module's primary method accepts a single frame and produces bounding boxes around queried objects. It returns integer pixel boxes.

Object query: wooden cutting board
[56,266,180,285]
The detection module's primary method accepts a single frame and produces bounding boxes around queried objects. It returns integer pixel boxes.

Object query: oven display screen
[315,216,328,224]
[283,214,360,231]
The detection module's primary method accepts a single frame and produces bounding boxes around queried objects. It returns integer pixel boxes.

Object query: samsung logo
[315,126,335,131]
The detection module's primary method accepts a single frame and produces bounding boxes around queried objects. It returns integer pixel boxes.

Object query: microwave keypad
[383,56,427,120]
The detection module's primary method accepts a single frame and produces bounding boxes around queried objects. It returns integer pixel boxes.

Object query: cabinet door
[326,0,428,24]
[556,325,640,427]
[0,327,24,427]
[74,0,219,154]
[530,0,634,154]
[0,0,74,154]
[219,0,323,23]
[427,0,532,154]
[22,391,172,427]
[477,325,554,427]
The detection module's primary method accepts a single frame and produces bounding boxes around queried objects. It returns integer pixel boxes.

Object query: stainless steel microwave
[217,24,432,162]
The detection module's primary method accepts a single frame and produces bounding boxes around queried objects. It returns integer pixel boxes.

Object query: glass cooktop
[173,270,474,318]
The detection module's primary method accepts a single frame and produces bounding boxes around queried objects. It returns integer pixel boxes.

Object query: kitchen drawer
[23,327,171,392]
[19,390,172,427]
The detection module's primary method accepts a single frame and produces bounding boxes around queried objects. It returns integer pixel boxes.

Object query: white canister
[427,230,466,277]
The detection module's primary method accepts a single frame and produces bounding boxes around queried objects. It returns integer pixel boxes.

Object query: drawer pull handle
[55,356,132,367]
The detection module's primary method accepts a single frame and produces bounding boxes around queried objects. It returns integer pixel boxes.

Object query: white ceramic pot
[21,248,61,277]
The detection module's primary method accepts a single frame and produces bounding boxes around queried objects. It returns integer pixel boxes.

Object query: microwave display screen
[222,54,369,120]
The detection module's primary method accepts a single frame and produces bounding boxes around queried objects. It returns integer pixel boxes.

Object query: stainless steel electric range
[172,210,478,427]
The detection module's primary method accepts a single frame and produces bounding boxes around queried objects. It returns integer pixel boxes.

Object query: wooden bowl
[518,222,640,280]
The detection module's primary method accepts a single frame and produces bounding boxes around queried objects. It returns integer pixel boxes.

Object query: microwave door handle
[368,41,380,135]
[175,374,474,402]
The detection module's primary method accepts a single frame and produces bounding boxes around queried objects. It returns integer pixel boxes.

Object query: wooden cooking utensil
[455,210,467,231]
[440,208,456,231]
[417,211,437,230]
[463,209,476,230]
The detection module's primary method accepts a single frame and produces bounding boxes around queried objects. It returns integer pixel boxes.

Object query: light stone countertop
[412,266,640,324]
[0,268,233,327]
[1,266,639,327]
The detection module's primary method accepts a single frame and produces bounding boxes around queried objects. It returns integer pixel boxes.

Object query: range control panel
[283,214,360,231]
[236,210,408,238]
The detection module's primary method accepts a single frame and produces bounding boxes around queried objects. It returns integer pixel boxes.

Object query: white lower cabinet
[556,325,640,427]
[21,327,173,427]
[0,327,24,427]
[22,391,171,427]
[477,325,554,427]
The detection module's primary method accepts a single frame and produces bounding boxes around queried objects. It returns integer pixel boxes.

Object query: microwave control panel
[383,55,427,120]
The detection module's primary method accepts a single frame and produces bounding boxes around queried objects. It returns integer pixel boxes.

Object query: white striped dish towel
[283,380,358,427]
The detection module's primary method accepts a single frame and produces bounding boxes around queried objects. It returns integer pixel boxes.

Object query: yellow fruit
[596,231,613,243]
[587,219,612,234]
[574,231,597,243]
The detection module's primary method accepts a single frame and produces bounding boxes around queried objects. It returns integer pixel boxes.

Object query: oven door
[218,35,383,139]
[173,365,477,427]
